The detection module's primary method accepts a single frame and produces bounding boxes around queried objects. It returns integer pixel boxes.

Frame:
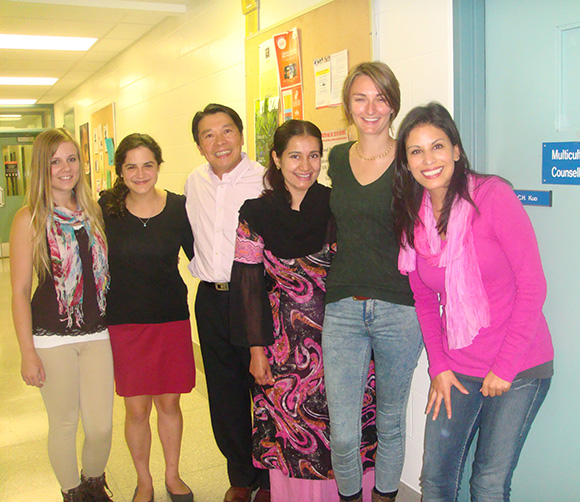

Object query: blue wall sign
[542,141,580,185]
[514,190,552,207]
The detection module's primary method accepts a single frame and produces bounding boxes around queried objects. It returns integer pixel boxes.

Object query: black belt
[202,281,230,291]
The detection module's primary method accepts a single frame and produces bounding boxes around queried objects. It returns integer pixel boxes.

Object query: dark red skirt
[109,319,196,397]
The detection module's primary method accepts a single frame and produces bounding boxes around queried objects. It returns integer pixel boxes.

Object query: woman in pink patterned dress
[230,120,376,502]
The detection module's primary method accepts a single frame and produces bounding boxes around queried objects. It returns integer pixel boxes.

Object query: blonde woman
[10,128,114,502]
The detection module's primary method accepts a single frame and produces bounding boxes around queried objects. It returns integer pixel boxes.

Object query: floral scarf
[47,206,109,328]
[398,182,490,349]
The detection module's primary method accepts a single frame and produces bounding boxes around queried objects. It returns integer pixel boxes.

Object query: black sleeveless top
[31,227,107,341]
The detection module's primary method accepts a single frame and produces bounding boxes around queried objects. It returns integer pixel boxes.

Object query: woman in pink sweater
[392,102,553,502]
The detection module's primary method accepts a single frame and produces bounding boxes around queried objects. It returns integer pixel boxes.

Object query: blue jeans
[421,376,551,502]
[322,297,423,497]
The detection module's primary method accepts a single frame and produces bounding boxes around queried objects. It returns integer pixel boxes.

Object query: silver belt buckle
[215,282,229,291]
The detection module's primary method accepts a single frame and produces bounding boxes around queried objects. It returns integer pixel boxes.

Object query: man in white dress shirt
[184,104,269,502]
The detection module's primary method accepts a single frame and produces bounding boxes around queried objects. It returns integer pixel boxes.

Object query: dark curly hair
[101,133,163,218]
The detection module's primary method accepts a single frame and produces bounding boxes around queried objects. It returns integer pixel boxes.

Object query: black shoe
[166,481,194,502]
[131,486,154,502]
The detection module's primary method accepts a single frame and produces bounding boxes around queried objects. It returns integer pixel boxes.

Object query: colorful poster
[274,28,301,88]
[274,28,303,121]
[90,103,116,195]
[79,122,91,187]
[281,85,303,121]
[290,85,303,120]
[105,137,115,166]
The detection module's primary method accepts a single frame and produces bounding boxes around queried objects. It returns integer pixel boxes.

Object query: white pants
[37,339,114,491]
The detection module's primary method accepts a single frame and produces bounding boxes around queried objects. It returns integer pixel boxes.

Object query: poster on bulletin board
[79,122,91,188]
[259,38,278,101]
[314,50,348,109]
[90,104,116,196]
[274,28,303,121]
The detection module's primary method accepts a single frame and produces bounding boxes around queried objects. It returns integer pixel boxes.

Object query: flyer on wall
[320,129,348,186]
[259,38,278,102]
[274,28,303,120]
[313,50,348,109]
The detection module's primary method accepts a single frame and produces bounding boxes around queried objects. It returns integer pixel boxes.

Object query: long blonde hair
[27,128,106,280]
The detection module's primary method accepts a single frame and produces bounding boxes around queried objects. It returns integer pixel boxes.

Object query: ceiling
[0,0,189,106]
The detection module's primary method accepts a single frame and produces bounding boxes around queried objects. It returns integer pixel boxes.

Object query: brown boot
[371,487,397,502]
[81,472,114,501]
[62,484,86,502]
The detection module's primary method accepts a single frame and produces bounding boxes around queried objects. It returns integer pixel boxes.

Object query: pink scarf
[398,186,490,349]
[47,206,109,328]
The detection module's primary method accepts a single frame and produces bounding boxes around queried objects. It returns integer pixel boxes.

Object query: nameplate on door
[514,190,552,207]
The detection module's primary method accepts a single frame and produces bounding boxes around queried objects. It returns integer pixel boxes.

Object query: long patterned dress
[233,218,376,480]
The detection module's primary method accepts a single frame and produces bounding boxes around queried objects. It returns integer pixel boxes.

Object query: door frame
[452,1,486,500]
[453,0,486,173]
[0,135,38,256]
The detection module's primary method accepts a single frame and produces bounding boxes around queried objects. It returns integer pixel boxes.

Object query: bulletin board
[244,0,371,160]
[90,103,116,196]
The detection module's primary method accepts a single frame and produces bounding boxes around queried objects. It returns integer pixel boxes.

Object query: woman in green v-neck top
[324,140,414,307]
[321,62,423,502]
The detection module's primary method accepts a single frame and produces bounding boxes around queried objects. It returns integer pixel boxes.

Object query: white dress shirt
[184,153,264,282]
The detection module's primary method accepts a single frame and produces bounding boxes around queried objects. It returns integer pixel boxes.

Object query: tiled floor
[0,257,419,502]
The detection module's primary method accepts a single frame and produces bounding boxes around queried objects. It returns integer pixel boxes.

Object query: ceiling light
[0,114,22,118]
[0,77,58,86]
[0,34,97,51]
[0,99,37,105]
